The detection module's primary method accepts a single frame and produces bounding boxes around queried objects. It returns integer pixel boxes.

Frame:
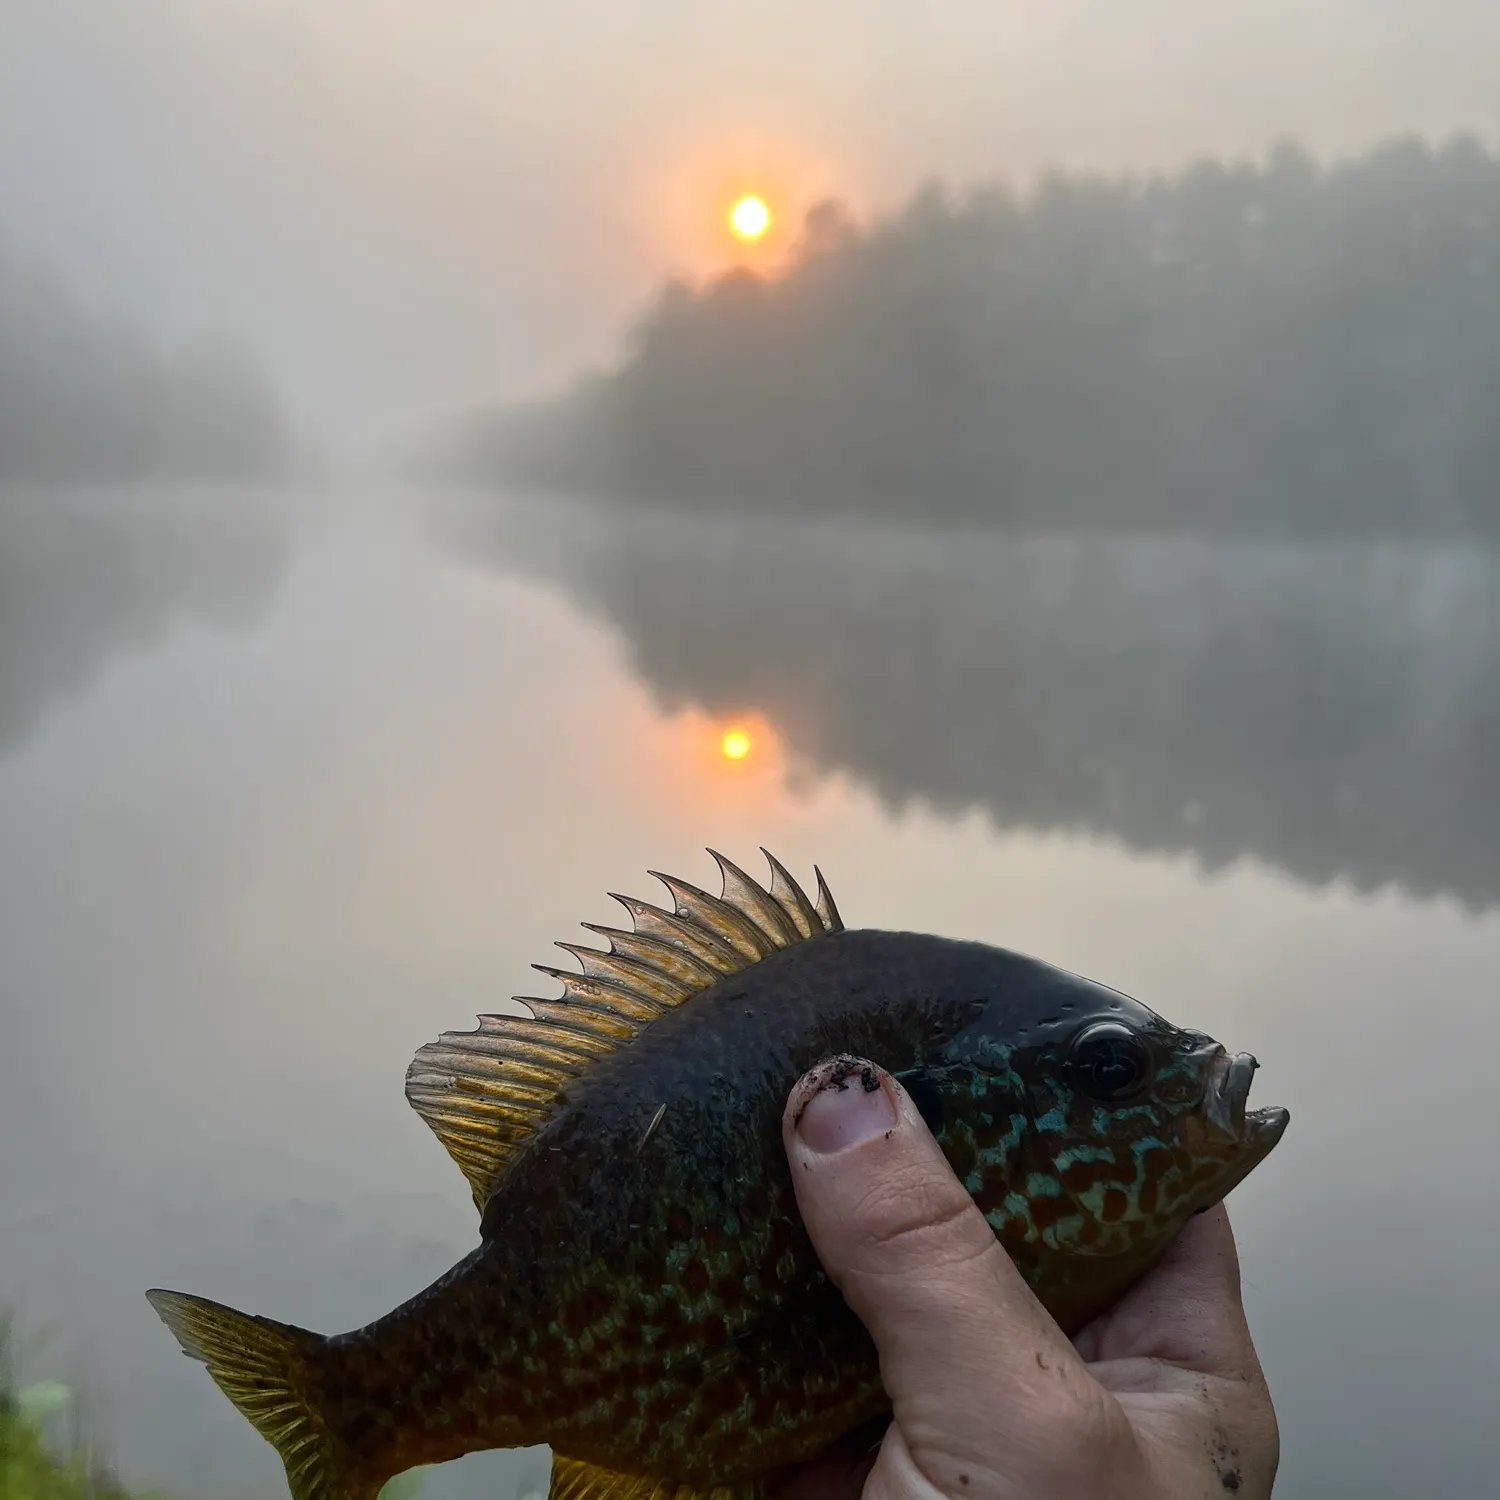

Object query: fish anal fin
[549,1454,758,1500]
[408,853,844,1211]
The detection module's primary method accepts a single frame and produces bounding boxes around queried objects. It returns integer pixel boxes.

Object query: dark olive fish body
[147,855,1287,1500]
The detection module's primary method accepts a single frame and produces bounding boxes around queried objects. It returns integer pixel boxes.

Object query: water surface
[1,490,1494,1500]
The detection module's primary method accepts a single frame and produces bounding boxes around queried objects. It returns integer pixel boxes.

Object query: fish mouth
[1205,1049,1290,1147]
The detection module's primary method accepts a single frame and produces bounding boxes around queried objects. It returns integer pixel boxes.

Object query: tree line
[444,135,1500,535]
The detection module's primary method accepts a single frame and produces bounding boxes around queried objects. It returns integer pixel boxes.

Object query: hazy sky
[3,0,1499,447]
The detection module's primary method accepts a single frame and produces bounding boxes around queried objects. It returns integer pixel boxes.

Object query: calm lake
[1,488,1495,1500]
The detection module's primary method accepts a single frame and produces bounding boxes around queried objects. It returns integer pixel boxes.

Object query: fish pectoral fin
[549,1454,760,1500]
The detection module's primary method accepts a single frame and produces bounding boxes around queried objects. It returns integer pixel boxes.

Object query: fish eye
[1068,1021,1153,1102]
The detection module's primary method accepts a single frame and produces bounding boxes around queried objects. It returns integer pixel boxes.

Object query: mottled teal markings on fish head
[909,952,1290,1270]
[896,1033,1030,1222]
[1018,1001,1289,1262]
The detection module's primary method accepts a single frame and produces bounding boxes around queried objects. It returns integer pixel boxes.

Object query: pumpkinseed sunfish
[147,850,1288,1500]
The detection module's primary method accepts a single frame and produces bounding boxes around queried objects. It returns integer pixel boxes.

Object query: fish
[146,849,1288,1500]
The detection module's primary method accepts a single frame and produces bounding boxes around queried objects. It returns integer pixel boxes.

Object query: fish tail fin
[147,1289,375,1500]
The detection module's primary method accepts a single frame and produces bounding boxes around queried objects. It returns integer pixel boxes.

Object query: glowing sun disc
[721,728,753,760]
[729,196,771,240]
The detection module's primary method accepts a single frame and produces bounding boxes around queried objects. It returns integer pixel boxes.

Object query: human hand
[773,1058,1280,1500]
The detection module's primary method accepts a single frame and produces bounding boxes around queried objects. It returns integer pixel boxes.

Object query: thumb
[782,1057,1106,1495]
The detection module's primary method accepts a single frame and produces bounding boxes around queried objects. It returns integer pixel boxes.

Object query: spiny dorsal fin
[549,1454,758,1500]
[405,850,843,1213]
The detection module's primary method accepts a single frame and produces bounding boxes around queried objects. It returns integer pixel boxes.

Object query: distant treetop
[441,134,1500,537]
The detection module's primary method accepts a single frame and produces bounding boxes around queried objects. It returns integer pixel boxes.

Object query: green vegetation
[0,1318,145,1500]
[444,133,1500,537]
[0,1314,437,1500]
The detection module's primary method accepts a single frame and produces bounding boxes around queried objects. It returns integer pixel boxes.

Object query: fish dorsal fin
[549,1454,759,1500]
[405,849,842,1213]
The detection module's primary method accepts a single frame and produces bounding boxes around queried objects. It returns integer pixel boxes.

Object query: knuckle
[849,1159,991,1270]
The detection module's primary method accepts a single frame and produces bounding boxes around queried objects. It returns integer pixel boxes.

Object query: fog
[4,498,1497,1500]
[0,488,291,751]
[448,139,1500,534]
[0,241,292,485]
[453,500,1500,910]
[5,0,1500,446]
[5,5,1500,1500]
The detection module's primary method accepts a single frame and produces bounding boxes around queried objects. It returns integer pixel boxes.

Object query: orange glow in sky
[721,727,753,760]
[615,707,789,834]
[729,195,771,240]
[649,134,861,275]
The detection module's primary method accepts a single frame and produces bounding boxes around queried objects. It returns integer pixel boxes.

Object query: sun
[729,195,771,241]
[721,727,753,761]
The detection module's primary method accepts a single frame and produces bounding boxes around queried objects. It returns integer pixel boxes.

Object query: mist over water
[0,489,292,752]
[6,4,1500,1499]
[0,489,1493,1500]
[460,499,1500,909]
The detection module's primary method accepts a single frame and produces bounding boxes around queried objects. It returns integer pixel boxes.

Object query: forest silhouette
[457,499,1500,911]
[444,135,1500,535]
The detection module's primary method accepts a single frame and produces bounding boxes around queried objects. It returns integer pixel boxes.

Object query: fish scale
[145,849,1288,1500]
